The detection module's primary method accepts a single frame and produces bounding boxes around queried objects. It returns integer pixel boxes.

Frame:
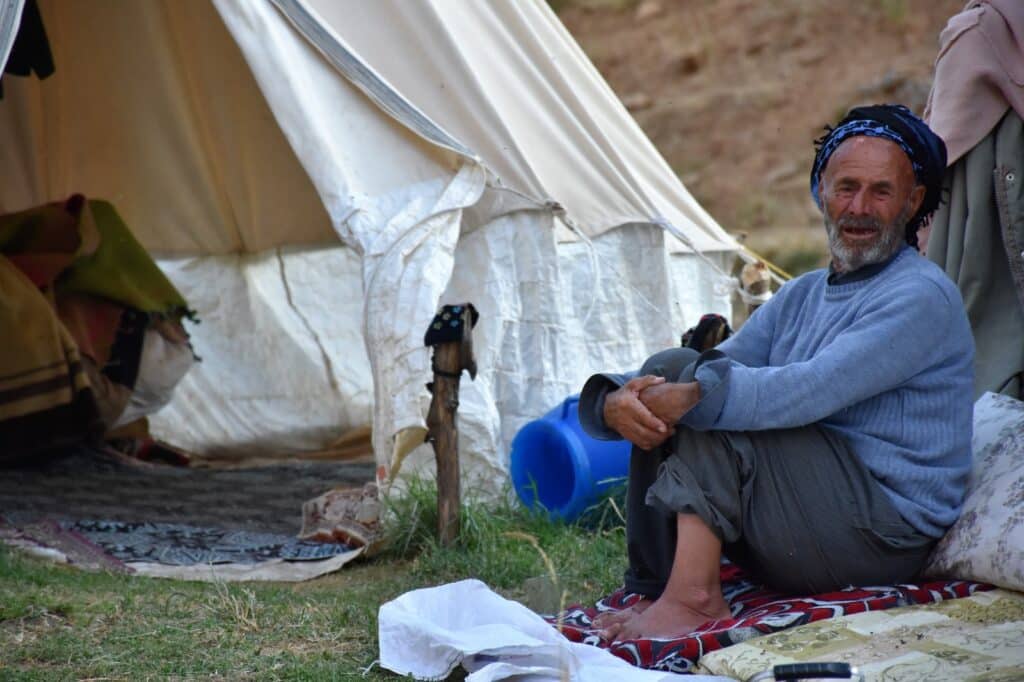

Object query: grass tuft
[202,581,262,632]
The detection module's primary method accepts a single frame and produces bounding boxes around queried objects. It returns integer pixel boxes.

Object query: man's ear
[908,184,926,216]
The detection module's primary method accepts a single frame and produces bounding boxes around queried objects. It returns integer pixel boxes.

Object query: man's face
[819,136,925,273]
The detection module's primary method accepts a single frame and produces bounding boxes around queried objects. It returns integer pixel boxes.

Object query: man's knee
[669,427,747,486]
[639,347,700,382]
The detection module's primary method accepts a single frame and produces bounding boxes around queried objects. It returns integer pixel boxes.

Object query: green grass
[0,480,628,680]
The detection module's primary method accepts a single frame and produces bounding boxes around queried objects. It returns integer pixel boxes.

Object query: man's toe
[600,621,623,641]
[592,609,629,629]
[611,618,640,642]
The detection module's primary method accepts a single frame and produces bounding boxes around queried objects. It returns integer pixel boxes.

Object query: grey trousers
[624,348,935,597]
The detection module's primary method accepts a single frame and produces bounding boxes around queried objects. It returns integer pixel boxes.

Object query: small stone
[521,575,561,615]
[634,0,663,21]
[672,48,705,76]
[745,40,768,56]
[797,47,827,66]
[621,92,653,111]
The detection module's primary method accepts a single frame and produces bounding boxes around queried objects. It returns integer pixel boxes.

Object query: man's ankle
[659,584,728,616]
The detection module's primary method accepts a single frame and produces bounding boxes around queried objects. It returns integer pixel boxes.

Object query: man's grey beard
[824,204,912,273]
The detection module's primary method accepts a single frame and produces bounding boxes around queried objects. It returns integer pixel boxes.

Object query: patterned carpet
[551,560,993,674]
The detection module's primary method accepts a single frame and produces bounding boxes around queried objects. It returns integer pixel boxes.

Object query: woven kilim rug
[0,447,374,579]
[550,561,994,674]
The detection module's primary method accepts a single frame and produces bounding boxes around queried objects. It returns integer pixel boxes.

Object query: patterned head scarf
[810,104,947,248]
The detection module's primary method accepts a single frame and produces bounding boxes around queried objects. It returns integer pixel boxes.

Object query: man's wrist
[672,382,701,422]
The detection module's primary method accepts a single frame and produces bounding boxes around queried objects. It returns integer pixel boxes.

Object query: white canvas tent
[0,0,739,493]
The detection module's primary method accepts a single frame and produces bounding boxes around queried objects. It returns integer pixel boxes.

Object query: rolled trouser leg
[647,428,748,545]
[623,442,675,597]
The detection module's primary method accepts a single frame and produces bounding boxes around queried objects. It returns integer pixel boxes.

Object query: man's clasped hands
[602,377,702,450]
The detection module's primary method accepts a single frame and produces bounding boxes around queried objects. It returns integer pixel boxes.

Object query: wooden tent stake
[424,304,478,546]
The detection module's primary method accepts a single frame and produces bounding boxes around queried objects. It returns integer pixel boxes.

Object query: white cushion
[924,392,1024,590]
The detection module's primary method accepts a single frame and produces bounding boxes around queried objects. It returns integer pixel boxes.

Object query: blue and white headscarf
[810,104,947,248]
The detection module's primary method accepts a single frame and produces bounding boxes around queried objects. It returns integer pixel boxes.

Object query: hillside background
[556,0,965,274]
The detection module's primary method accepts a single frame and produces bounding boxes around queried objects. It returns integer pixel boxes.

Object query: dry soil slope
[558,0,965,272]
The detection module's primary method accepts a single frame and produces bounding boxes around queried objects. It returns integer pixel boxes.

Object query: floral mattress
[696,587,1024,681]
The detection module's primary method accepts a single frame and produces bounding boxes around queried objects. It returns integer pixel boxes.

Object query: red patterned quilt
[551,562,993,674]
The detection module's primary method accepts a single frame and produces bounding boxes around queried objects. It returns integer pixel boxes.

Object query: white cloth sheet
[378,579,734,682]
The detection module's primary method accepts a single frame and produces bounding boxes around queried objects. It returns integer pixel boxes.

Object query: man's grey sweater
[581,246,975,537]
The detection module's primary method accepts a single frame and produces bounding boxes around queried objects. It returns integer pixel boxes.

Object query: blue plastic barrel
[509,394,632,521]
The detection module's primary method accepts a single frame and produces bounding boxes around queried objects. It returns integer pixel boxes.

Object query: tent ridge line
[269,0,479,165]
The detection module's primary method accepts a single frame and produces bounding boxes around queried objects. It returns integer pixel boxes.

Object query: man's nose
[846,188,870,216]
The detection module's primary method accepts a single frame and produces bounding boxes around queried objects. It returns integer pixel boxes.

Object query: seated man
[579,104,974,641]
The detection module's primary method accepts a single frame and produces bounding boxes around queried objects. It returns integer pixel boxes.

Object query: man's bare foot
[591,598,652,631]
[605,593,730,641]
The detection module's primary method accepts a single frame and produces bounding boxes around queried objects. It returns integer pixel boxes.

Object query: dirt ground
[557,0,965,273]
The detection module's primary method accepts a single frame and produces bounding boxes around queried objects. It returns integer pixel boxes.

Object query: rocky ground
[557,0,965,273]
